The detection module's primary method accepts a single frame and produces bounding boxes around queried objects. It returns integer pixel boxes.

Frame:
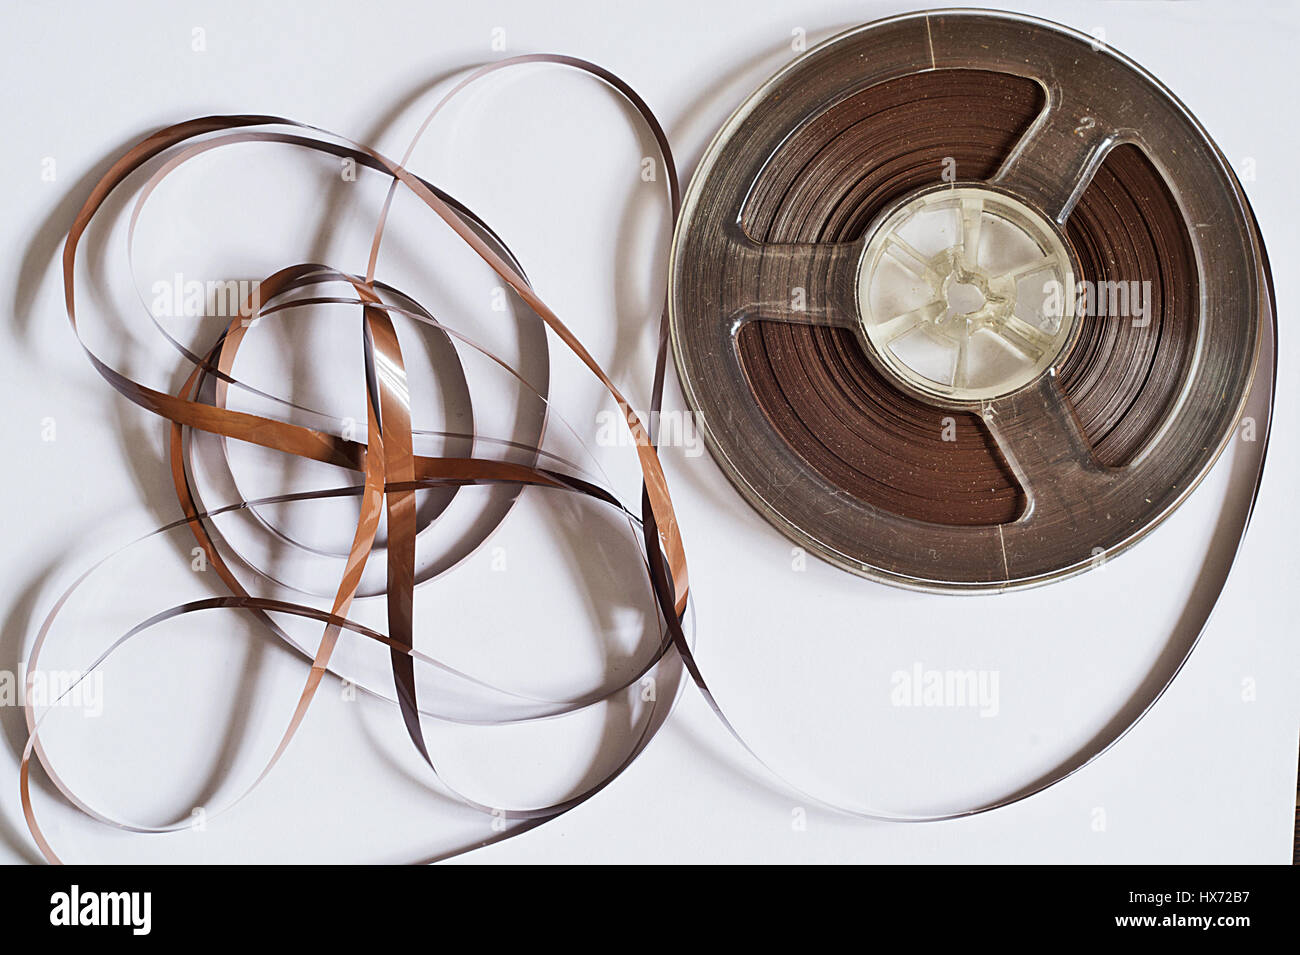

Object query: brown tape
[25,56,690,863]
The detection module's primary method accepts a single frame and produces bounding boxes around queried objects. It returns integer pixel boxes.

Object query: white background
[0,0,1296,863]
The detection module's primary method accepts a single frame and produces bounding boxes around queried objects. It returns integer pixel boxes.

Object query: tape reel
[670,10,1269,592]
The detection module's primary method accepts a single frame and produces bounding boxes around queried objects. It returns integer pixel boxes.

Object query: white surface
[0,0,1296,863]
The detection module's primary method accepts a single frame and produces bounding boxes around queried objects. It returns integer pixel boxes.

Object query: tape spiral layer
[736,70,1198,527]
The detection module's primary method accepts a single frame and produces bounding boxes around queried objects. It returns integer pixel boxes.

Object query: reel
[670,10,1269,592]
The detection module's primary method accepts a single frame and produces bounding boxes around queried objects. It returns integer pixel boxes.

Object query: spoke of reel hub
[993,99,1117,224]
[723,230,863,330]
[883,234,943,286]
[994,254,1056,284]
[872,299,945,344]
[989,313,1054,361]
[959,195,984,270]
[953,335,970,390]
